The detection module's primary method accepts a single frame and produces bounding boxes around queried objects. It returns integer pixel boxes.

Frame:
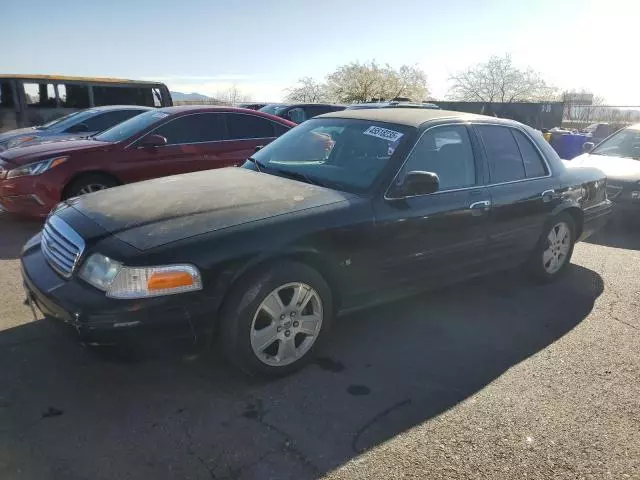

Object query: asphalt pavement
[0,213,638,480]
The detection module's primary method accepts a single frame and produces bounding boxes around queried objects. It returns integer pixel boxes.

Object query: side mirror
[254,145,264,152]
[139,134,167,149]
[67,122,89,133]
[400,171,439,197]
[582,141,595,153]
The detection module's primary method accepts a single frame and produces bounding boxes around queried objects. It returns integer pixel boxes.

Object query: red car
[0,106,295,217]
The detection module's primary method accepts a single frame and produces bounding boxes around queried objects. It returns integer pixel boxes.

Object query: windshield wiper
[246,156,264,172]
[267,167,326,188]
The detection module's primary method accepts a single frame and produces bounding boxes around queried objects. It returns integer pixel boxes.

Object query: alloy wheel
[250,282,323,367]
[543,221,572,274]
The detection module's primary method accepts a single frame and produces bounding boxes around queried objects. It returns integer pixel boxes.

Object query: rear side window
[477,125,526,183]
[152,113,225,144]
[512,130,547,178]
[226,113,277,139]
[80,110,143,133]
[0,81,16,107]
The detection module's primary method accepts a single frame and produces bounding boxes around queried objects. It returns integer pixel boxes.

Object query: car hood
[571,153,640,182]
[0,127,36,142]
[0,138,111,165]
[68,168,357,251]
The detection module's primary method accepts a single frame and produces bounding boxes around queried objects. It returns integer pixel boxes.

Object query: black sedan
[572,124,640,217]
[21,108,611,377]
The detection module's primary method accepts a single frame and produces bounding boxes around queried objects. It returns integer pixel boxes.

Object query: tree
[216,83,252,105]
[448,54,557,102]
[324,61,429,103]
[284,77,329,103]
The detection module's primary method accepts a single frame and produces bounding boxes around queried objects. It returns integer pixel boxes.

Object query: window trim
[384,122,482,200]
[128,112,288,149]
[473,122,552,186]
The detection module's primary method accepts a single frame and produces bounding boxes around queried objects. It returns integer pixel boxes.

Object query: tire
[527,212,576,283]
[219,261,333,377]
[64,173,119,199]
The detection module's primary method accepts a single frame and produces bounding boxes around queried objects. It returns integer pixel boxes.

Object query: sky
[4,0,639,104]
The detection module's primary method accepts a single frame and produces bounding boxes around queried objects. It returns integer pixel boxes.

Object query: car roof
[319,108,502,128]
[158,105,272,115]
[89,105,155,112]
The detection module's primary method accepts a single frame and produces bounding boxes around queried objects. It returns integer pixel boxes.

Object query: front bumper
[0,176,59,218]
[21,234,217,344]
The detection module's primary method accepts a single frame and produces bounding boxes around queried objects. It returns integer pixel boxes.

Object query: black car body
[571,124,640,216]
[259,103,345,123]
[0,106,152,151]
[21,108,611,376]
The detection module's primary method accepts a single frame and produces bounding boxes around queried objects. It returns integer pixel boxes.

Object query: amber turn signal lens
[50,157,67,169]
[147,271,195,291]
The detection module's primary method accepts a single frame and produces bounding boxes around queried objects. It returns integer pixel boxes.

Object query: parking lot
[1,213,639,480]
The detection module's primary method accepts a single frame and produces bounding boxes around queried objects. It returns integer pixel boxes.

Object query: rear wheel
[64,173,119,199]
[219,261,332,377]
[527,213,576,282]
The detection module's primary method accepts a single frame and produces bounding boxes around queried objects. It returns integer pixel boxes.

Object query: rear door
[474,124,558,264]
[222,112,290,163]
[372,123,492,292]
[118,112,229,182]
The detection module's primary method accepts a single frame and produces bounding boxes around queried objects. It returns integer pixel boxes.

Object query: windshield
[37,110,87,130]
[259,104,289,116]
[93,110,170,143]
[592,127,640,159]
[251,118,412,193]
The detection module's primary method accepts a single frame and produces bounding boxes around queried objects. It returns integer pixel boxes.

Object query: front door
[371,123,492,294]
[119,112,233,183]
[473,124,559,265]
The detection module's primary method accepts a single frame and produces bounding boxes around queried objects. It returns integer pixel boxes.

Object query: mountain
[170,91,214,102]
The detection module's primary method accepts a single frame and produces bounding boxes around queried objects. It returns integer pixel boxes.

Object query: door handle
[469,200,491,209]
[541,189,555,203]
[469,200,491,215]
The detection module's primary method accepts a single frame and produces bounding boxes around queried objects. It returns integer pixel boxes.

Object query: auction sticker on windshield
[363,126,404,142]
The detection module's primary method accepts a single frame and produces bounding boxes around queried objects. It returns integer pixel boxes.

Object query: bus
[0,75,172,132]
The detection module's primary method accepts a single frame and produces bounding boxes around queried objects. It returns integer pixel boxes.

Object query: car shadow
[584,220,640,251]
[0,213,42,259]
[0,265,603,479]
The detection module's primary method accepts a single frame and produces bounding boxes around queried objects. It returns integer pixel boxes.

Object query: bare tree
[325,61,429,103]
[216,83,252,106]
[284,77,329,103]
[448,54,557,102]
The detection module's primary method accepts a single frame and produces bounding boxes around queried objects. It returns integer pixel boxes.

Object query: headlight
[6,136,36,149]
[6,156,68,179]
[78,253,202,299]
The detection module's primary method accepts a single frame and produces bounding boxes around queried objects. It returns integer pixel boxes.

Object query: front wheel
[219,261,332,377]
[527,213,576,283]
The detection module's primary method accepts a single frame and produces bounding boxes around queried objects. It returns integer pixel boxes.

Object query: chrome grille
[41,216,85,278]
[606,184,623,200]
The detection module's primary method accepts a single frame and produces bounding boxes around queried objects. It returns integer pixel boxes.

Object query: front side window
[93,110,169,143]
[152,113,225,145]
[23,82,57,107]
[398,125,476,191]
[477,125,526,183]
[251,118,412,193]
[592,127,640,159]
[226,113,278,139]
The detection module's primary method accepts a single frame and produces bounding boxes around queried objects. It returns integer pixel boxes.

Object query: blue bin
[551,133,589,160]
